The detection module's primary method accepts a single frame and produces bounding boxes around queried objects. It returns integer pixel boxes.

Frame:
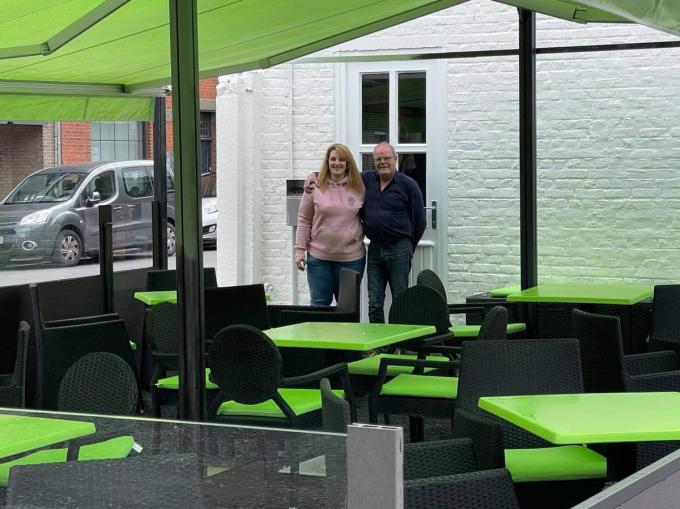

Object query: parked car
[0,160,175,267]
[201,171,217,248]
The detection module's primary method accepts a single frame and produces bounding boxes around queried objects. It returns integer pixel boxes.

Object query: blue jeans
[306,254,366,306]
[367,238,413,323]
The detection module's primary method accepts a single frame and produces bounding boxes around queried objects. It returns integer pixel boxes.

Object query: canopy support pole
[169,0,205,421]
[519,8,537,336]
[152,96,168,270]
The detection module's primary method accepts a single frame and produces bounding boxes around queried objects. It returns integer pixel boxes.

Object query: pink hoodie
[295,177,365,262]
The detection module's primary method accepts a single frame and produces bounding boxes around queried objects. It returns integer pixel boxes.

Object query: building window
[200,111,214,174]
[91,121,143,161]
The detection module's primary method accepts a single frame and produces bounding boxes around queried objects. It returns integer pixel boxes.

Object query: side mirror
[87,191,101,206]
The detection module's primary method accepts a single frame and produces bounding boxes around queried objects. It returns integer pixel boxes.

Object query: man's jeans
[306,254,366,306]
[367,238,412,323]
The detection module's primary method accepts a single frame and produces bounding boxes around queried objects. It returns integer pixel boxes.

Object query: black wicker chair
[367,303,509,442]
[268,268,361,327]
[207,325,354,429]
[36,318,138,410]
[648,284,680,355]
[320,377,351,433]
[205,284,271,340]
[573,308,680,469]
[145,267,218,291]
[416,269,526,340]
[57,352,138,415]
[453,338,606,508]
[0,321,30,408]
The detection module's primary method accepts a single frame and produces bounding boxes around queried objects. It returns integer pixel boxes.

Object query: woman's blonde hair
[318,143,364,194]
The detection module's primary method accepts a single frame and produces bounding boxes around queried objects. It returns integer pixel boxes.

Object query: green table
[135,290,271,305]
[450,323,526,338]
[488,284,521,298]
[0,414,95,459]
[263,322,436,351]
[506,283,653,305]
[479,392,680,444]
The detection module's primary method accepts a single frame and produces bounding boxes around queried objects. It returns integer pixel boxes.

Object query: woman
[295,143,365,306]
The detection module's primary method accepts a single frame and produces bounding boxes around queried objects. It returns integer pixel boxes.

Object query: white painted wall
[217,0,680,305]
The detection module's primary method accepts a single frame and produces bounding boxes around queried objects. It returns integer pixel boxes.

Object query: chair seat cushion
[505,445,606,482]
[155,368,218,390]
[217,388,345,418]
[380,374,458,399]
[0,435,135,486]
[450,323,526,338]
[348,354,443,376]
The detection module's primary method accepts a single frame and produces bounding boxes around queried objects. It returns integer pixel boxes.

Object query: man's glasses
[374,156,394,163]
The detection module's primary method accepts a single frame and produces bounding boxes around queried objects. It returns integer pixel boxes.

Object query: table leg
[603,442,636,481]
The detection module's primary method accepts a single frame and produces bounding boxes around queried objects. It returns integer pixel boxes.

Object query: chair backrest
[57,352,138,415]
[320,377,350,433]
[388,285,451,333]
[30,278,105,323]
[0,321,30,408]
[146,302,178,355]
[335,268,361,317]
[651,285,680,344]
[204,284,271,339]
[37,319,137,410]
[208,325,282,405]
[477,306,508,342]
[572,309,626,393]
[416,269,448,302]
[145,267,218,291]
[457,338,584,449]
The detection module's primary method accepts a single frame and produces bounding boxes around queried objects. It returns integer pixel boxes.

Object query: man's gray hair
[374,141,397,158]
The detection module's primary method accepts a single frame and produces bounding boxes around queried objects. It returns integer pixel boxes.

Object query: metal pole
[519,8,537,336]
[98,204,113,314]
[152,96,168,270]
[169,0,205,421]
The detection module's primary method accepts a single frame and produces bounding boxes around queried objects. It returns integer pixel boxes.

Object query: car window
[122,167,153,198]
[82,171,116,202]
[6,173,85,204]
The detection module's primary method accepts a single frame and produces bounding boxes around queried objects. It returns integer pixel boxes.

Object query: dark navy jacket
[360,170,426,250]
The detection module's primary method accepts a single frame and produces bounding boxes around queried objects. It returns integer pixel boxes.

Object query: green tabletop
[135,290,271,305]
[450,322,526,338]
[264,322,436,351]
[488,285,521,298]
[479,392,680,444]
[134,290,177,305]
[0,414,96,459]
[506,283,653,305]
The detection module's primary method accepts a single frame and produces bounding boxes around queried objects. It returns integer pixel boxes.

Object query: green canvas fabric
[380,374,458,399]
[0,435,135,486]
[155,368,218,390]
[497,0,625,22]
[505,445,607,482]
[0,95,154,122]
[347,353,443,376]
[216,388,345,418]
[450,323,527,337]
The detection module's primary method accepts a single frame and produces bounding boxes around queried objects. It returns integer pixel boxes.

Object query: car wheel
[167,223,176,256]
[54,229,83,267]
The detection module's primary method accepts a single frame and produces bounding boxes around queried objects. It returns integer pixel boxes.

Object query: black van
[0,160,175,267]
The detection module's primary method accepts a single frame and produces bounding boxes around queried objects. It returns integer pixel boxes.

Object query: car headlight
[204,202,218,214]
[20,209,51,225]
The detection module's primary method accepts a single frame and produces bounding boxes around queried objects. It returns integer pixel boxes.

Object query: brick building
[0,78,218,198]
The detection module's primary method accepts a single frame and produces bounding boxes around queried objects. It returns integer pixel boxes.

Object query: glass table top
[0,407,346,508]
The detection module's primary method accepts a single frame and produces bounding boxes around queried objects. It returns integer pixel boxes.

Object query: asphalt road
[0,249,218,287]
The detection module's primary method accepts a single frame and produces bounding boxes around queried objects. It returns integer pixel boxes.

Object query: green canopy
[0,0,677,121]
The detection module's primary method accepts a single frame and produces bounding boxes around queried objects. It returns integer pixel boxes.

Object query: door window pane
[398,153,426,198]
[362,73,389,144]
[398,72,426,143]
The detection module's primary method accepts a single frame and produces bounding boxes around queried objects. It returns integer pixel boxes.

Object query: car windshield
[201,173,216,198]
[5,173,85,204]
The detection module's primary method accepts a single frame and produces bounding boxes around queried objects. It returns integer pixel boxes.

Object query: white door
[339,60,448,319]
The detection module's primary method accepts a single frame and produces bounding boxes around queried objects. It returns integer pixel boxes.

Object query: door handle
[423,200,437,229]
[112,206,123,210]
[126,204,136,208]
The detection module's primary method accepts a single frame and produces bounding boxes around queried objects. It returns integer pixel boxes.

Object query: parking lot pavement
[0,250,218,287]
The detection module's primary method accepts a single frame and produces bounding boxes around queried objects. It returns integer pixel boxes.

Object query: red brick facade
[0,125,44,198]
[60,122,92,164]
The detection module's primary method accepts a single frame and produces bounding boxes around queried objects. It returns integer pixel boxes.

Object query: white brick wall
[217,0,680,305]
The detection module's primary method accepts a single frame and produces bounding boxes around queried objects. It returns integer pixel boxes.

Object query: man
[362,142,426,322]
[304,141,426,322]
